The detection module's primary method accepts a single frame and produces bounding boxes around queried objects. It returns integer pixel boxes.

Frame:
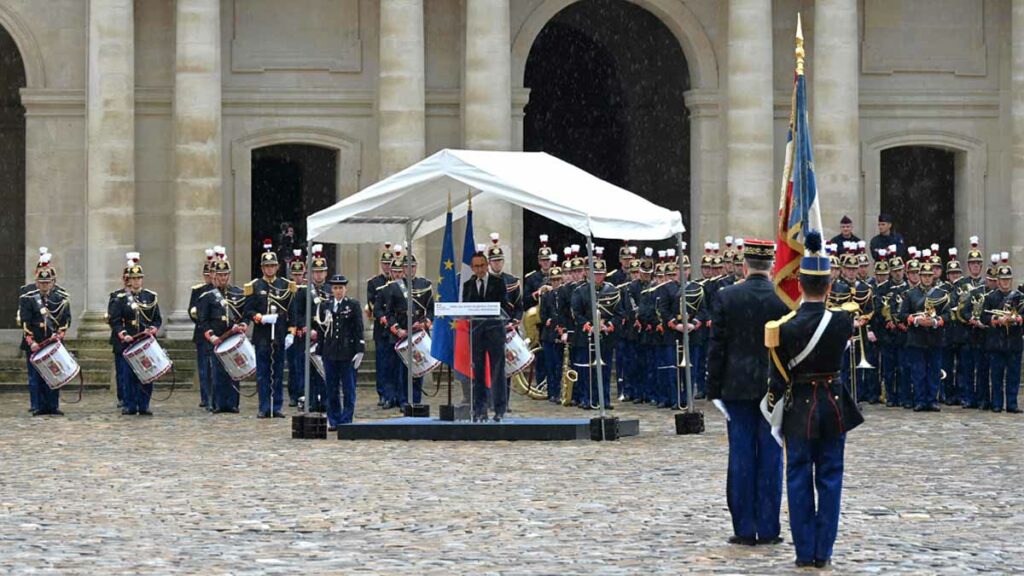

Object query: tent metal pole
[405,221,414,409]
[677,232,694,412]
[586,235,607,433]
[303,249,313,415]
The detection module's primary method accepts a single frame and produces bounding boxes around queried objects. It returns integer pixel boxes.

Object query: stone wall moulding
[862,0,986,76]
[511,0,718,90]
[231,0,361,73]
[0,3,45,88]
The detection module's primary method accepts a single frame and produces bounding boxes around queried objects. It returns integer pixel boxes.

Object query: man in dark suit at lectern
[462,250,508,422]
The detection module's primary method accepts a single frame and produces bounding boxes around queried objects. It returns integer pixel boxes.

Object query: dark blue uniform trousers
[688,342,706,399]
[255,343,285,415]
[880,344,899,405]
[582,345,612,408]
[395,360,423,407]
[120,357,151,413]
[542,340,562,401]
[212,357,239,411]
[906,346,942,408]
[197,344,213,409]
[957,346,977,407]
[291,348,325,411]
[29,361,60,414]
[898,345,914,407]
[785,432,846,564]
[286,341,301,404]
[656,344,678,407]
[615,339,628,398]
[976,350,991,408]
[724,401,782,540]
[571,345,588,406]
[988,350,1022,411]
[374,335,390,403]
[324,358,356,426]
[643,345,657,402]
[114,351,125,404]
[27,356,38,412]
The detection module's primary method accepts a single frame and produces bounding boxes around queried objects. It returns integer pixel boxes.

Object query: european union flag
[430,209,457,366]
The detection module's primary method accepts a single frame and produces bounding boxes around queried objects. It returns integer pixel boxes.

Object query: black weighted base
[438,404,471,422]
[675,411,705,435]
[590,416,620,441]
[402,404,431,418]
[291,414,328,439]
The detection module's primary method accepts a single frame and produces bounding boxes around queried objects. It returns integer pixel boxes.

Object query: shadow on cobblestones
[0,391,1020,574]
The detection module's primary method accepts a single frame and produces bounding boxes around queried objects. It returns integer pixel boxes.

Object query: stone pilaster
[463,0,518,273]
[379,0,426,266]
[1012,0,1024,274]
[82,0,135,337]
[167,0,223,339]
[725,0,774,239]
[814,0,860,235]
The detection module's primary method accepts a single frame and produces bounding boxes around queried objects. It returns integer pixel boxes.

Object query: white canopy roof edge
[306,149,685,244]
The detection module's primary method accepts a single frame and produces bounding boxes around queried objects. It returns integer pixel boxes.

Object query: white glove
[352,352,364,370]
[260,314,278,325]
[712,399,730,422]
[285,333,294,349]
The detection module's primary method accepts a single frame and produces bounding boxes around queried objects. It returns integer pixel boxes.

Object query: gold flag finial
[467,190,472,210]
[448,191,452,212]
[795,13,805,76]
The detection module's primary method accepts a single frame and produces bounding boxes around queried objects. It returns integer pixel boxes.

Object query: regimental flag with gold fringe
[773,14,823,309]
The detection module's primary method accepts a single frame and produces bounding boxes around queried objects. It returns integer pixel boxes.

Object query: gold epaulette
[288,280,297,293]
[525,270,537,278]
[192,283,205,290]
[764,310,796,348]
[243,281,254,296]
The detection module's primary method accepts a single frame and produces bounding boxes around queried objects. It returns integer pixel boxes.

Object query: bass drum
[394,331,441,378]
[123,335,173,384]
[215,333,257,381]
[30,340,81,390]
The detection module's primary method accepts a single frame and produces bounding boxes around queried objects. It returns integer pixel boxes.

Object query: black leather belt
[792,372,840,385]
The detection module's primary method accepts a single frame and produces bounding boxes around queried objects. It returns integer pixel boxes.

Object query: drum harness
[411,286,441,398]
[34,292,84,404]
[125,290,176,402]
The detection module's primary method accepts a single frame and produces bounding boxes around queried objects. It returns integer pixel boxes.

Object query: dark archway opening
[880,146,955,253]
[523,0,690,271]
[0,26,25,327]
[251,144,337,279]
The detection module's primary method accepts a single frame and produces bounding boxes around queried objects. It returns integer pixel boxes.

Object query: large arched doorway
[250,144,337,279]
[523,0,690,269]
[880,146,955,253]
[0,25,25,326]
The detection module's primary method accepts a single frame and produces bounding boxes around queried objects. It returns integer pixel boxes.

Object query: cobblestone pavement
[0,388,1021,575]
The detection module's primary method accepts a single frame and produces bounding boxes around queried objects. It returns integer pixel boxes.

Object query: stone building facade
[2,0,1023,337]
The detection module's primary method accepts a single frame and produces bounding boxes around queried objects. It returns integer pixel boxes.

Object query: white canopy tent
[307,148,684,244]
[303,149,691,427]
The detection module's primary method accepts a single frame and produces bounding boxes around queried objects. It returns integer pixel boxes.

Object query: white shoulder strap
[787,310,833,370]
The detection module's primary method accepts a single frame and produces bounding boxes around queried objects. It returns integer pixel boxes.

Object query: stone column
[1012,0,1024,274]
[379,0,426,268]
[82,0,135,336]
[166,0,223,338]
[464,0,518,273]
[814,0,860,236]
[725,0,774,239]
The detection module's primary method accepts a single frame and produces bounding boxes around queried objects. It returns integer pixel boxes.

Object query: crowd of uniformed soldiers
[823,236,1022,413]
[16,228,1023,419]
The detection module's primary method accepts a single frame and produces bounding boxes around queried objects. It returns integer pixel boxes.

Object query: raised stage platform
[335,416,640,441]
